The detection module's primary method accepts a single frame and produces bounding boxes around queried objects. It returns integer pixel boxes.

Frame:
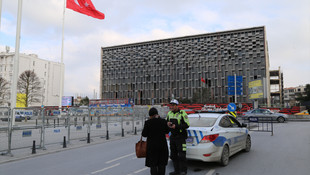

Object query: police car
[185,112,251,166]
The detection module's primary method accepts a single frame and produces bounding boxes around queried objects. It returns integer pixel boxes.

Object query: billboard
[62,96,74,107]
[249,80,264,99]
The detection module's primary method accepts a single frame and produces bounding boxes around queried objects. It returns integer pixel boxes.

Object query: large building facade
[100,26,271,105]
[0,48,64,106]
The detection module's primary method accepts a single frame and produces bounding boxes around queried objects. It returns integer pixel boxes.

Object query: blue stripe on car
[193,130,200,143]
[212,136,227,147]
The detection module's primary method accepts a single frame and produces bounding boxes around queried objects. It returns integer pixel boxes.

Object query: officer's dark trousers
[170,137,187,173]
[150,165,166,175]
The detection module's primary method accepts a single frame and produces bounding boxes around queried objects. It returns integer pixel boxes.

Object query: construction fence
[0,105,170,156]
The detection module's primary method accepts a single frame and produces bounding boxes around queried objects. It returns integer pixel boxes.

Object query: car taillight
[200,134,219,143]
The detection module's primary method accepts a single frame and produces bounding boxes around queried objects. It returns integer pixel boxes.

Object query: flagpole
[10,0,23,126]
[0,0,2,29]
[59,0,66,111]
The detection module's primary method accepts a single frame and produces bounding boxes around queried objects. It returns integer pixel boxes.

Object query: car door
[219,115,241,154]
[227,115,247,150]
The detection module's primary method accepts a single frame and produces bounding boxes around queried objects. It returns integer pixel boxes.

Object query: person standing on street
[167,99,190,175]
[142,107,169,175]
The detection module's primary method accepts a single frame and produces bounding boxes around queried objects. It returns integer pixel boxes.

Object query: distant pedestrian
[167,99,190,175]
[142,107,169,175]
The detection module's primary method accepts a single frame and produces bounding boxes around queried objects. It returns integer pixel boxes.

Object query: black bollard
[122,128,124,137]
[32,140,36,154]
[54,119,56,128]
[134,127,137,135]
[106,130,109,140]
[63,136,67,148]
[36,119,38,126]
[57,118,59,126]
[87,133,90,143]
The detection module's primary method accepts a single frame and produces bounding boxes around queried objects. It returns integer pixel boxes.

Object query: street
[0,121,309,175]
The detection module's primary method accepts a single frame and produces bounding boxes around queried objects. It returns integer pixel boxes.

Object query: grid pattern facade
[100,26,270,105]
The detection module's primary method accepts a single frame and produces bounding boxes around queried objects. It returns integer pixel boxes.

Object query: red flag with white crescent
[67,0,105,20]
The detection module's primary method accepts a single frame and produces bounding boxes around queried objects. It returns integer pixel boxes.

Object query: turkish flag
[201,77,206,84]
[67,0,105,20]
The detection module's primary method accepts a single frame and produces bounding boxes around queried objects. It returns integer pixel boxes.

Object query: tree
[17,70,43,107]
[80,96,89,106]
[0,77,10,106]
[192,87,214,104]
[296,84,310,103]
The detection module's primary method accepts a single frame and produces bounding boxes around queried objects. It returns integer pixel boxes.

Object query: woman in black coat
[142,107,169,175]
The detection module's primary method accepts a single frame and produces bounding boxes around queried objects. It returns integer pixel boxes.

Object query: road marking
[105,152,135,164]
[133,167,148,173]
[91,163,120,174]
[205,169,215,175]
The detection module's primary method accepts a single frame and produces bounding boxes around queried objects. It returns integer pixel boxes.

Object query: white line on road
[91,163,120,174]
[205,169,215,175]
[105,152,135,164]
[133,167,148,174]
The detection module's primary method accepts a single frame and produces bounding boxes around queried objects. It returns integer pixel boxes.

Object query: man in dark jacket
[142,107,169,175]
[167,99,190,175]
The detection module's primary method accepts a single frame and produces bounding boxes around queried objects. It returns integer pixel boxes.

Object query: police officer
[167,99,190,175]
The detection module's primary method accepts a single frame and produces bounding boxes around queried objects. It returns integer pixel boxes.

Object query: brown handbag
[135,136,147,158]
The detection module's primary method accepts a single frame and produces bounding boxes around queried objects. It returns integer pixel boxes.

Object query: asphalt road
[0,122,309,175]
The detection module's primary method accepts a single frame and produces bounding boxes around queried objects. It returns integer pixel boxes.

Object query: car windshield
[188,117,217,127]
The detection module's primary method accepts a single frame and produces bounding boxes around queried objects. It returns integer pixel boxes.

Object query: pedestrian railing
[0,105,164,156]
[243,116,273,136]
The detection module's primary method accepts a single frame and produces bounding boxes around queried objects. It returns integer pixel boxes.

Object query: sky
[0,0,309,99]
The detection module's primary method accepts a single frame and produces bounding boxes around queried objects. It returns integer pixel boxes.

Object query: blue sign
[76,126,82,130]
[249,117,259,122]
[96,124,102,129]
[227,76,243,95]
[22,130,32,137]
[227,103,237,112]
[54,129,60,133]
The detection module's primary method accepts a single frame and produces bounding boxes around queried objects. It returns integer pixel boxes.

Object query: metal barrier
[244,116,274,136]
[0,105,163,156]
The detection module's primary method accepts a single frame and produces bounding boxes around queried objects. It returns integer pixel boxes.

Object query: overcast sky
[0,0,309,99]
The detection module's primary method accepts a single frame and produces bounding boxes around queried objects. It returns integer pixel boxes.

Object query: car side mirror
[241,123,247,127]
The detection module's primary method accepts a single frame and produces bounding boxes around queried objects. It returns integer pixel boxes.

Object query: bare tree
[0,77,10,106]
[17,70,43,107]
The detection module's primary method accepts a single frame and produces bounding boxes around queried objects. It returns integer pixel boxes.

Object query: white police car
[186,112,251,166]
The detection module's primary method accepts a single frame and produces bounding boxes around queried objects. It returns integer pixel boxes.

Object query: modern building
[284,85,308,107]
[100,26,271,105]
[0,47,64,106]
[269,67,284,107]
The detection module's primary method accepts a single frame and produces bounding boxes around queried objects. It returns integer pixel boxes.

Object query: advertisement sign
[62,96,74,106]
[249,80,264,99]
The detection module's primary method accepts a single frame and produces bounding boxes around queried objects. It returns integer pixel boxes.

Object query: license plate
[186,137,193,143]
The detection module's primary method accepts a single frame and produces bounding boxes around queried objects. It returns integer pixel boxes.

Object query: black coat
[142,117,169,167]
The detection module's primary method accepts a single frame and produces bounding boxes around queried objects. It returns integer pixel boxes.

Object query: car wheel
[244,135,251,152]
[277,117,285,123]
[220,145,229,166]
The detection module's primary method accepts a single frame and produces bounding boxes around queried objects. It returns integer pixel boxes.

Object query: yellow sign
[16,93,27,107]
[249,80,264,99]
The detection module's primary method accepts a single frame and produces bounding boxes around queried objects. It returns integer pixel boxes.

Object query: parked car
[242,108,288,123]
[167,112,251,166]
[295,110,309,115]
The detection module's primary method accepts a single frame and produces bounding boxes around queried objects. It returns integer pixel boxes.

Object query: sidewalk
[0,133,138,164]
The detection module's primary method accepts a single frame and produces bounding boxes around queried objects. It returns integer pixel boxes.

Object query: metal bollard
[87,133,90,143]
[32,140,36,154]
[57,118,59,127]
[36,119,38,126]
[134,127,137,135]
[106,130,109,140]
[54,119,56,128]
[63,136,67,148]
[122,128,124,137]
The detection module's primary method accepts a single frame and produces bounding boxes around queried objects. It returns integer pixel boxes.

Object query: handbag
[135,136,147,158]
